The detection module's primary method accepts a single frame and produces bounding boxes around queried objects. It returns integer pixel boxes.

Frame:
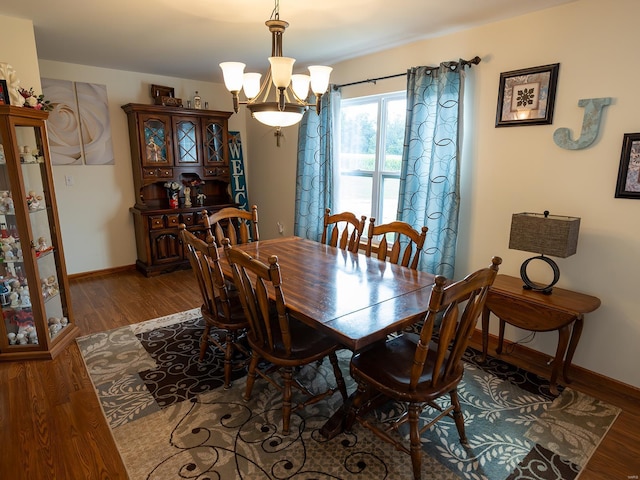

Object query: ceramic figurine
[183,187,192,207]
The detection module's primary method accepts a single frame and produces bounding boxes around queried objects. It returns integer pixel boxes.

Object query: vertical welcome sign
[228,131,248,210]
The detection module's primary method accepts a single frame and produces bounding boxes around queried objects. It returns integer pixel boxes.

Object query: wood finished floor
[0,268,638,479]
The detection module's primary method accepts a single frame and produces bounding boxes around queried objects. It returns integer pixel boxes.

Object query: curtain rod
[333,55,481,90]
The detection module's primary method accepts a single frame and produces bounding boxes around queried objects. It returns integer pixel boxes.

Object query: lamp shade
[509,212,580,258]
[242,72,262,99]
[219,62,246,92]
[269,57,295,88]
[291,74,310,100]
[308,65,332,94]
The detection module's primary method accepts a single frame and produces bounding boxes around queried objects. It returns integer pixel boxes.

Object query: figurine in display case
[26,191,42,210]
[0,191,13,214]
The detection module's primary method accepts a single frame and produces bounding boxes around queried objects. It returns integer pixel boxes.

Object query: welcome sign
[228,131,248,210]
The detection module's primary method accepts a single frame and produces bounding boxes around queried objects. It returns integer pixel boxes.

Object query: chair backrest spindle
[365,218,427,270]
[321,208,366,253]
[206,205,259,246]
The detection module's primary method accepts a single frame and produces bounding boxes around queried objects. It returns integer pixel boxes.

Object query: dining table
[216,235,438,438]
[216,236,438,351]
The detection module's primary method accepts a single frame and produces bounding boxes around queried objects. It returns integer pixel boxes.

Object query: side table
[481,274,600,395]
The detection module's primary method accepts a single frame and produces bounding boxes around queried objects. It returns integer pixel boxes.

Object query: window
[336,92,406,225]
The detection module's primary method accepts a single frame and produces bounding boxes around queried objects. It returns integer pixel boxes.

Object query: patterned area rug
[77,310,620,480]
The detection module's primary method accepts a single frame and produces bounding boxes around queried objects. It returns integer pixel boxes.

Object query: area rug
[77,310,620,480]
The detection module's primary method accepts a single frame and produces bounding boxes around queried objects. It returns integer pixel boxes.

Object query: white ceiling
[1,0,575,83]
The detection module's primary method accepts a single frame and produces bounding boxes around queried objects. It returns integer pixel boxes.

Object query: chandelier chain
[271,0,280,20]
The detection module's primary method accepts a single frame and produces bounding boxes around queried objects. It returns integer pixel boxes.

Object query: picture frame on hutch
[495,63,559,127]
[0,80,9,105]
[614,133,640,199]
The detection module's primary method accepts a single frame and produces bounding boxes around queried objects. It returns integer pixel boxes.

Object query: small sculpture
[0,191,14,213]
[37,237,48,251]
[26,191,42,210]
[183,187,192,207]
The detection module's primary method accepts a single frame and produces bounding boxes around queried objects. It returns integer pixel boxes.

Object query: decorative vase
[169,198,179,209]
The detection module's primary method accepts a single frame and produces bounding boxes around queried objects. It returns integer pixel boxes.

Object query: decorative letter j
[553,97,612,150]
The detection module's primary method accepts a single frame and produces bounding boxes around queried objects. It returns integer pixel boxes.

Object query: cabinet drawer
[181,213,195,226]
[166,214,180,227]
[203,166,229,178]
[142,168,174,179]
[149,215,165,229]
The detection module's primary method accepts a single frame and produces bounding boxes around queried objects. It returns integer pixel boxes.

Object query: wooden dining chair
[179,224,249,389]
[206,204,259,246]
[346,256,502,480]
[222,238,349,435]
[365,218,428,270]
[320,208,366,253]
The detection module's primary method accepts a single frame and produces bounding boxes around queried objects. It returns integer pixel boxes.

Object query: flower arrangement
[18,87,52,111]
[183,177,205,193]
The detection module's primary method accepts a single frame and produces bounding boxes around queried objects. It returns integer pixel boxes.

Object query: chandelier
[219,0,332,130]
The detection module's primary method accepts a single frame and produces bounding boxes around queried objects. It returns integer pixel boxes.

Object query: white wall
[247,0,640,388]
[0,15,41,93]
[37,61,249,274]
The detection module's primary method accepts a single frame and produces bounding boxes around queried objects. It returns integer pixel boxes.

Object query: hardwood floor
[0,268,638,479]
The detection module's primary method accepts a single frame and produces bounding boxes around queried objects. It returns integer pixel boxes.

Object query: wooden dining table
[216,236,438,351]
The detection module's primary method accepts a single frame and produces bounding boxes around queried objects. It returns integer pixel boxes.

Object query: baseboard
[68,264,137,280]
[469,328,640,410]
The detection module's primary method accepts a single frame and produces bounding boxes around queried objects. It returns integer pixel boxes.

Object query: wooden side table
[481,274,600,395]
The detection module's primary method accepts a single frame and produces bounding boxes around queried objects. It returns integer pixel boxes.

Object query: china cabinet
[0,106,77,360]
[122,103,235,276]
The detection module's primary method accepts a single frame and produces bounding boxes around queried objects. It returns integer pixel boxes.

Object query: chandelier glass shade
[219,2,332,129]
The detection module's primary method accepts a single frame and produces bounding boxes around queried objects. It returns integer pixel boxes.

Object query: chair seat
[203,293,249,331]
[351,333,463,402]
[249,316,338,366]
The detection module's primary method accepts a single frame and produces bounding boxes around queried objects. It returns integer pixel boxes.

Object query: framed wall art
[41,78,115,165]
[0,80,9,105]
[495,63,559,127]
[614,133,640,199]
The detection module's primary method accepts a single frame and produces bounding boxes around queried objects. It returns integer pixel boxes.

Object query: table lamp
[508,211,580,294]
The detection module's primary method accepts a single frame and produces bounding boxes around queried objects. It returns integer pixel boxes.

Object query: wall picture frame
[614,133,640,199]
[495,63,559,127]
[0,80,10,105]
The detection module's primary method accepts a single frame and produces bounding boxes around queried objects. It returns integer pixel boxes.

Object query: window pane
[382,98,406,173]
[380,177,400,224]
[338,174,372,218]
[340,102,378,172]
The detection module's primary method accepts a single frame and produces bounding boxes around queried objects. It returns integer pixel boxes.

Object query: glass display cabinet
[0,105,77,360]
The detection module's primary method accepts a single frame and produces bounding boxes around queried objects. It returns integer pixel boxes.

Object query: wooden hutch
[122,103,235,276]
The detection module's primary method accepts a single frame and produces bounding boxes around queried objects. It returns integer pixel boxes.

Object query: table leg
[550,325,571,395]
[496,319,506,355]
[563,316,583,384]
[480,306,490,363]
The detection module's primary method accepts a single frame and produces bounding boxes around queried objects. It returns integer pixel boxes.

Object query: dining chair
[206,204,259,246]
[222,238,349,435]
[345,256,502,480]
[365,218,428,270]
[179,224,249,389]
[320,208,366,253]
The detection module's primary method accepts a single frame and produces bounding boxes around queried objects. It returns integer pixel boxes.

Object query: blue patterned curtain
[398,63,466,278]
[294,88,341,241]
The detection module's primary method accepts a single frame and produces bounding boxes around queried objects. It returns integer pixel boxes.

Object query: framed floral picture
[0,80,9,105]
[615,133,640,199]
[495,63,559,127]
